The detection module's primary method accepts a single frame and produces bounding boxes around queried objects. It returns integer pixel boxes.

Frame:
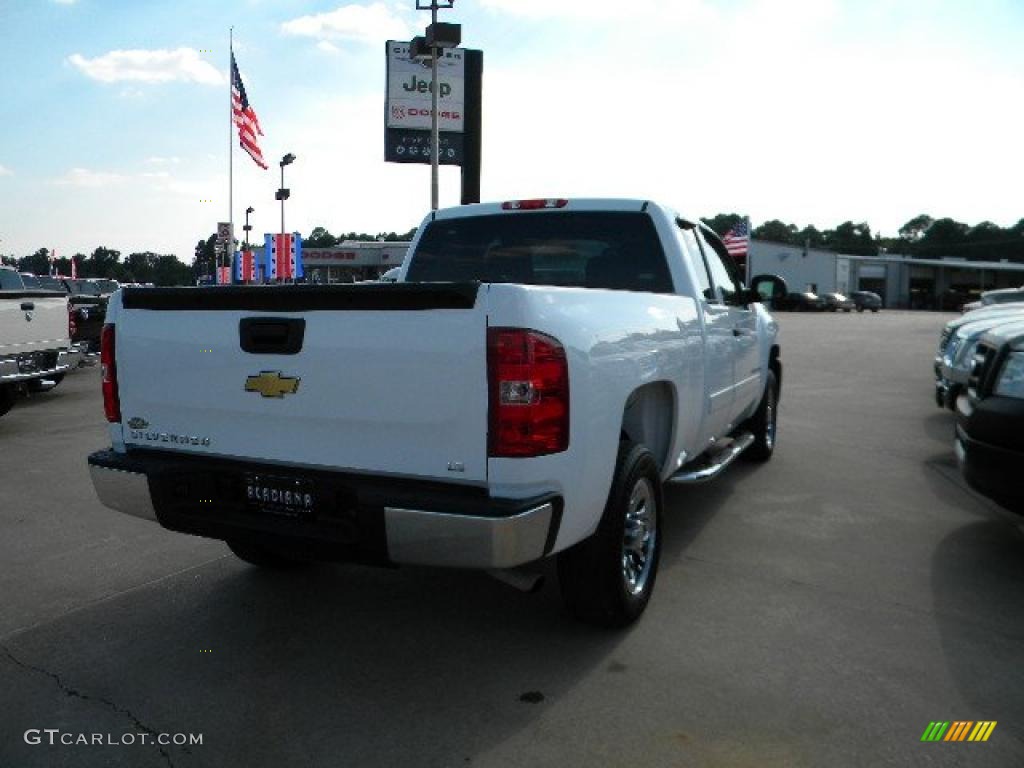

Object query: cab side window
[697,230,743,305]
[677,226,715,302]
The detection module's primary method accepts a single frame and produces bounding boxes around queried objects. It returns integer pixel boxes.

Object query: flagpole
[228,26,234,285]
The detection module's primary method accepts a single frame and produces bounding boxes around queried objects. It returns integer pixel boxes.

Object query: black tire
[558,441,662,627]
[871,308,879,313]
[857,307,865,313]
[226,539,307,569]
[742,369,779,462]
[0,385,14,418]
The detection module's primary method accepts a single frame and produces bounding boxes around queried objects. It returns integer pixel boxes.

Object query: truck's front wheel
[558,441,662,627]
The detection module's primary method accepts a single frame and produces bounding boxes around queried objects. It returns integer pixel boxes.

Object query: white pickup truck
[1,266,74,418]
[88,199,785,625]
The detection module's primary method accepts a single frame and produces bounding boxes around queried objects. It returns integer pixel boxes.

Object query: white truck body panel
[114,298,491,484]
[0,293,69,356]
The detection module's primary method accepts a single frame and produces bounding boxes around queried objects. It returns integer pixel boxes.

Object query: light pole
[243,206,254,249]
[414,1,458,211]
[276,153,295,236]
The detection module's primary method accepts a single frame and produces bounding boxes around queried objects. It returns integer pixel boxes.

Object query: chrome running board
[666,432,755,485]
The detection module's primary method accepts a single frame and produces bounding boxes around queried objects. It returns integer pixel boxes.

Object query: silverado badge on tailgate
[245,371,301,398]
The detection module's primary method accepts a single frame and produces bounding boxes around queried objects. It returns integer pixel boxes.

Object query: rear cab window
[0,270,25,290]
[406,211,674,293]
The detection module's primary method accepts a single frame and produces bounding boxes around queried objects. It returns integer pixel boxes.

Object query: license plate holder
[244,473,316,518]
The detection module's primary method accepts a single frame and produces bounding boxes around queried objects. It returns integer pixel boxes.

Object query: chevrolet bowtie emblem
[245,371,301,398]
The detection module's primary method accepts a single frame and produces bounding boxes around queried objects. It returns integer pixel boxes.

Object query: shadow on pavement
[928,520,1024,750]
[0,547,629,767]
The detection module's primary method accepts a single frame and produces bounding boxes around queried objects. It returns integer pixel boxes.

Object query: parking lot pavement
[1,311,1022,767]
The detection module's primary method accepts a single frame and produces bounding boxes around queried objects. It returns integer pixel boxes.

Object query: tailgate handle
[239,318,306,355]
[21,301,35,311]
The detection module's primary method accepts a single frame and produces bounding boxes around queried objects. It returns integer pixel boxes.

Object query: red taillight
[488,328,569,458]
[100,323,120,423]
[501,198,568,211]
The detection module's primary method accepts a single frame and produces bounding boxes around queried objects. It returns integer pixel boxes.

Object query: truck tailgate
[115,284,489,484]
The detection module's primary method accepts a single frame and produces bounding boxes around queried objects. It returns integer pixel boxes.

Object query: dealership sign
[386,41,465,133]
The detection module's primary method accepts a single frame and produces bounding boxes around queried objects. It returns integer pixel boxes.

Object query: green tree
[702,213,745,238]
[18,248,52,276]
[82,246,121,278]
[304,226,338,248]
[796,225,826,249]
[752,220,797,244]
[898,214,934,242]
[824,221,876,256]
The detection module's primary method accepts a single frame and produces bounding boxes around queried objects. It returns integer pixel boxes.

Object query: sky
[1,0,1022,263]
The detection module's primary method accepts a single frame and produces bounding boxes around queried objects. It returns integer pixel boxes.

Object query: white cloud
[53,0,77,5]
[282,2,413,44]
[317,41,342,55]
[53,168,127,188]
[0,164,13,177]
[68,48,224,85]
[145,156,181,165]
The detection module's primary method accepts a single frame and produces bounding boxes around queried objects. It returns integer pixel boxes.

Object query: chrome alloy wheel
[765,387,776,451]
[622,477,658,596]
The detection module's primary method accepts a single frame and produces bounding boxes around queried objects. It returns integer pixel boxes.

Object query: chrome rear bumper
[88,455,558,569]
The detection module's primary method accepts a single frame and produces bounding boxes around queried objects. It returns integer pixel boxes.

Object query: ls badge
[245,371,301,398]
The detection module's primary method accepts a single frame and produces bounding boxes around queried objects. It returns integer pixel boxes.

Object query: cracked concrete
[1,642,178,768]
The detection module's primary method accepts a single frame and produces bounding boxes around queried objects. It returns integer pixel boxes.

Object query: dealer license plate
[244,474,316,518]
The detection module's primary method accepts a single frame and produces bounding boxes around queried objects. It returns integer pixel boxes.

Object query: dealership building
[747,240,1024,310]
[251,240,411,283]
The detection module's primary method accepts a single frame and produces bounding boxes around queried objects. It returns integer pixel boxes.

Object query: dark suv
[955,319,1024,515]
[850,291,882,312]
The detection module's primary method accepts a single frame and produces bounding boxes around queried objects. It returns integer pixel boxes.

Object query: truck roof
[431,198,665,221]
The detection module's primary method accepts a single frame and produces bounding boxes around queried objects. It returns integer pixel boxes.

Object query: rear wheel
[558,441,662,627]
[227,539,308,569]
[742,369,778,462]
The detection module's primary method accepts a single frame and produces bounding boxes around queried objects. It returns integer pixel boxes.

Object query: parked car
[935,310,1024,409]
[774,291,826,311]
[934,303,1024,399]
[850,291,882,312]
[955,319,1024,514]
[379,267,401,283]
[88,197,787,627]
[0,266,73,417]
[819,292,855,312]
[961,286,1024,313]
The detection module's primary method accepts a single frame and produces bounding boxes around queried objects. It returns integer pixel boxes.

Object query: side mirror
[749,274,788,308]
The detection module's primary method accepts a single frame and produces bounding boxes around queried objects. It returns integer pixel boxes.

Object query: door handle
[21,302,35,311]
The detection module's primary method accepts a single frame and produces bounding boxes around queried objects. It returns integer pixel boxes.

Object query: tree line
[7,214,1019,286]
[703,213,1024,261]
[3,247,193,286]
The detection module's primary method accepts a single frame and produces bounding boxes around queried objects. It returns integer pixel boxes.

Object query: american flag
[722,218,750,258]
[264,233,304,281]
[231,53,268,170]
